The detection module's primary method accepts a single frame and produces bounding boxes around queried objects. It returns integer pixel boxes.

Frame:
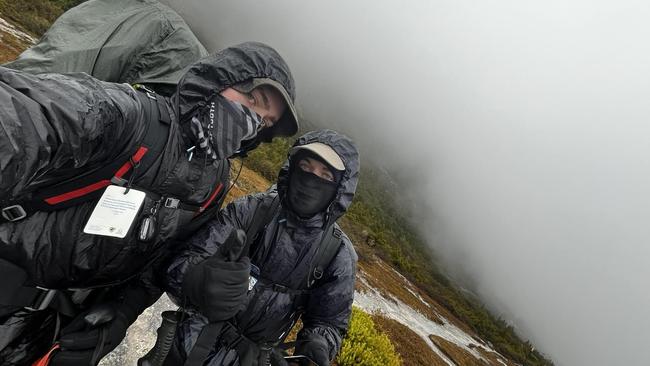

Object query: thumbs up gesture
[182,229,251,322]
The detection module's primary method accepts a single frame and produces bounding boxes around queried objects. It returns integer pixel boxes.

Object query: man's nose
[262,115,277,127]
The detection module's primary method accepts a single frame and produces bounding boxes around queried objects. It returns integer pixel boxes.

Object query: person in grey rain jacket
[163,129,360,366]
[5,0,208,96]
[0,42,298,366]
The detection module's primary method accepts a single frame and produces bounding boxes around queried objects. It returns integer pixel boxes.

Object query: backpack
[244,194,343,289]
[0,85,222,224]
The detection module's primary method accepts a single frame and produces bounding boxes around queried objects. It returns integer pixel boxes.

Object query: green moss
[337,307,401,366]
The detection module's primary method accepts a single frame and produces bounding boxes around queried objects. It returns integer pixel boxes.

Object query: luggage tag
[83,185,146,238]
[249,264,260,291]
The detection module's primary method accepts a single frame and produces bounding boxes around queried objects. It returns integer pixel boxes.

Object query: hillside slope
[0,5,552,364]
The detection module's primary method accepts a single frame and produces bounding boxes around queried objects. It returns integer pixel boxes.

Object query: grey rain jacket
[4,0,207,94]
[165,130,360,366]
[0,42,296,365]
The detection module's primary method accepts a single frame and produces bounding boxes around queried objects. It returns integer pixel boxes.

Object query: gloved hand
[49,285,152,366]
[182,229,250,322]
[294,338,330,366]
[269,347,289,366]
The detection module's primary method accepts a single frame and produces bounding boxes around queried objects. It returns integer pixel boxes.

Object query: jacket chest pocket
[159,159,220,203]
[135,194,196,246]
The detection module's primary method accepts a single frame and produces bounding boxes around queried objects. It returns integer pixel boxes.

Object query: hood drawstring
[186,145,196,161]
[189,116,217,162]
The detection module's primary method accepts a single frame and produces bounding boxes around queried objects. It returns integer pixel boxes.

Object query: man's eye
[261,91,270,109]
[247,93,256,106]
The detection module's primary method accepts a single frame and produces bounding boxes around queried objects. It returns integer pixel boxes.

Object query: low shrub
[337,307,401,366]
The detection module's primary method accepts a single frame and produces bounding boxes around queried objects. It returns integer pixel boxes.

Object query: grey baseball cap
[291,142,345,171]
[232,77,299,137]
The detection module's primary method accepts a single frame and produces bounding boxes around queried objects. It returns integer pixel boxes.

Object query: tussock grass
[0,29,29,63]
[429,334,492,366]
[372,315,447,366]
[357,260,444,326]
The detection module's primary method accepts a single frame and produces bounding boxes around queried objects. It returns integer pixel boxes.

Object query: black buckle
[313,267,324,280]
[25,287,57,311]
[272,283,289,293]
[2,205,27,222]
[110,176,128,186]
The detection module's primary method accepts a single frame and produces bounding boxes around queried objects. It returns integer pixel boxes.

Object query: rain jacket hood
[173,42,297,142]
[277,130,360,224]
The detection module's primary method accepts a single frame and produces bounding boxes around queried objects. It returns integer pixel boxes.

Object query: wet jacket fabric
[165,130,360,366]
[0,42,296,365]
[4,0,207,93]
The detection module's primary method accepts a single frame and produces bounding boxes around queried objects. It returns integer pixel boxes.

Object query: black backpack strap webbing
[307,225,343,288]
[245,195,281,251]
[0,258,77,317]
[183,322,226,366]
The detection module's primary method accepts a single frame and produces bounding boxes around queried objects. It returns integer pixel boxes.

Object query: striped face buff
[189,98,263,163]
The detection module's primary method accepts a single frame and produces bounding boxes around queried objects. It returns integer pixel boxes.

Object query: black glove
[50,286,152,366]
[182,229,250,322]
[269,347,289,366]
[294,338,330,366]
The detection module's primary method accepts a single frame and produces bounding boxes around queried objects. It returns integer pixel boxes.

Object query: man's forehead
[259,85,285,103]
[301,156,333,171]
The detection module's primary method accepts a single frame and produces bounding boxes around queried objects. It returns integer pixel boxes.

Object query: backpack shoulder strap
[245,194,281,251]
[307,224,344,288]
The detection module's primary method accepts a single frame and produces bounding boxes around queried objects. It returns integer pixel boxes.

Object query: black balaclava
[287,151,342,218]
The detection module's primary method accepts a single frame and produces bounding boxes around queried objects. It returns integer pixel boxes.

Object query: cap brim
[233,78,299,137]
[291,142,345,171]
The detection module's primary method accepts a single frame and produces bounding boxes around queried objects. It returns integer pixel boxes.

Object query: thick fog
[162,1,650,365]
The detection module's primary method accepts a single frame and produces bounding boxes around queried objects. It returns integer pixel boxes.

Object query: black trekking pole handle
[137,310,181,366]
